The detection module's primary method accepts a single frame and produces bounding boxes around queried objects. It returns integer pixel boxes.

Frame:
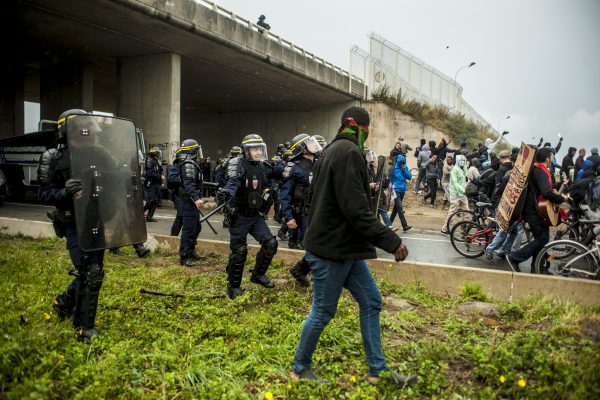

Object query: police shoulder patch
[226,157,241,179]
[282,161,295,180]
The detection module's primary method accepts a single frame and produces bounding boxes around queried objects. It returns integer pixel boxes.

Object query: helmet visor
[245,143,267,162]
[305,136,323,155]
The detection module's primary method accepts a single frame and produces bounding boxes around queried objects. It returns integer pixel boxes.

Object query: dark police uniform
[220,157,278,298]
[279,158,314,249]
[144,153,163,221]
[178,155,203,265]
[38,146,105,342]
[167,159,183,236]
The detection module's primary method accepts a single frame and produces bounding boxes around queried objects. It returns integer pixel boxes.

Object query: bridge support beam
[118,53,181,158]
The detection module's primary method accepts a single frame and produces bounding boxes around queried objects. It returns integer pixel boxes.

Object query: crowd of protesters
[382,134,600,273]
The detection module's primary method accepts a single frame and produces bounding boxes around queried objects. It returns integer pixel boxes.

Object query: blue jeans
[293,252,387,376]
[378,209,392,228]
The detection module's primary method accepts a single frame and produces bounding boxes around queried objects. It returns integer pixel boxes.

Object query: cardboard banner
[496,142,537,231]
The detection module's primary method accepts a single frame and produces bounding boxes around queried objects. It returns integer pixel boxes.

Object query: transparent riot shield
[66,114,147,251]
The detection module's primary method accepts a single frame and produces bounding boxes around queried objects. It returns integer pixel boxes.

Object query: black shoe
[290,267,310,287]
[189,252,205,261]
[288,242,299,249]
[227,285,245,300]
[250,274,275,288]
[109,248,124,256]
[277,232,287,241]
[76,328,99,343]
[136,247,150,258]
[506,255,521,272]
[403,226,412,232]
[180,258,197,267]
[53,295,73,321]
[146,217,157,222]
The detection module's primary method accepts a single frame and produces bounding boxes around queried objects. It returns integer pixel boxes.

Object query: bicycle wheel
[450,220,489,258]
[446,209,476,233]
[534,240,599,279]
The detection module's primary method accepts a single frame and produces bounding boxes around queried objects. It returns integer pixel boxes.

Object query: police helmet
[147,148,161,159]
[284,141,291,149]
[56,109,89,143]
[290,133,322,161]
[277,143,285,151]
[179,139,203,160]
[313,135,327,148]
[282,148,293,161]
[241,134,267,162]
[229,146,242,157]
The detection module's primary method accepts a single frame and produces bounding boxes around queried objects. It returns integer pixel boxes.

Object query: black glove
[216,188,230,204]
[502,131,509,136]
[64,179,83,197]
[559,137,564,142]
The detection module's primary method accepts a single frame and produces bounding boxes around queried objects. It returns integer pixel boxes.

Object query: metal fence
[350,32,495,132]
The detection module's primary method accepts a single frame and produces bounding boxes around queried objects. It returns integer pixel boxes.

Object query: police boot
[180,257,197,267]
[146,203,158,222]
[75,263,104,340]
[227,244,247,299]
[53,292,75,321]
[251,237,277,289]
[288,241,298,249]
[76,328,99,343]
[290,258,310,287]
[135,245,150,258]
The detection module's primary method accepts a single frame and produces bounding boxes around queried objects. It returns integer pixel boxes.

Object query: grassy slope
[370,86,512,152]
[1,235,599,399]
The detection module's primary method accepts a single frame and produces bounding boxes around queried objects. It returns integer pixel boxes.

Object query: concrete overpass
[2,0,364,159]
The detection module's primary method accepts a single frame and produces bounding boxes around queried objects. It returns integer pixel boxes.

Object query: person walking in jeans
[389,154,412,231]
[291,106,416,387]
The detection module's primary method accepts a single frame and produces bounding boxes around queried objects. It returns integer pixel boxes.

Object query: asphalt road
[0,201,514,272]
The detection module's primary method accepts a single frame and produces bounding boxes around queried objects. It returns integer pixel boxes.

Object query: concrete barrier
[2,217,599,305]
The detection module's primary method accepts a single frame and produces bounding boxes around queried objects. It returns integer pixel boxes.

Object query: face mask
[358,126,369,152]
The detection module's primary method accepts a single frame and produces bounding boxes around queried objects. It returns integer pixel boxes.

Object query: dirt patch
[445,356,475,383]
[580,317,600,343]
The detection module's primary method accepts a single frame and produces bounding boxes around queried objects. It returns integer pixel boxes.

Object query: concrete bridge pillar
[118,53,181,160]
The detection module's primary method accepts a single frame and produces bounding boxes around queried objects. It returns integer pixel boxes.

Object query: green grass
[1,235,599,399]
[371,86,512,152]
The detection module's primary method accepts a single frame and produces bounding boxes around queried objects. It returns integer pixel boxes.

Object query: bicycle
[450,217,496,258]
[533,220,600,279]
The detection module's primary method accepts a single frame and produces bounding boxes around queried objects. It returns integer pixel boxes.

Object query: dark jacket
[523,165,565,216]
[492,162,513,207]
[561,154,574,174]
[304,135,402,260]
[574,156,585,177]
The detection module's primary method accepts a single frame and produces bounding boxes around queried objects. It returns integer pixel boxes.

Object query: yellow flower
[518,378,526,388]
[264,391,273,400]
[350,375,357,383]
[43,313,51,320]
[499,375,506,384]
[286,384,292,390]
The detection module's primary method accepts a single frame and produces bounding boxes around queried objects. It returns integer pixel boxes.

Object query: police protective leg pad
[80,263,104,330]
[227,244,248,288]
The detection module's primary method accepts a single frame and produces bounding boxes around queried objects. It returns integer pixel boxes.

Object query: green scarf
[339,126,369,151]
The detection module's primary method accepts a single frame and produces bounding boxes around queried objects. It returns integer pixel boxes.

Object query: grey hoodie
[417,144,431,168]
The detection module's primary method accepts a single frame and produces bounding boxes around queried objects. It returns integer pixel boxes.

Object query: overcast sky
[214,0,599,154]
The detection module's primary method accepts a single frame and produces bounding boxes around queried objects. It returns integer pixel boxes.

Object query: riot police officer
[38,109,105,342]
[217,134,280,299]
[178,139,205,266]
[280,134,322,250]
[167,147,183,236]
[144,148,164,222]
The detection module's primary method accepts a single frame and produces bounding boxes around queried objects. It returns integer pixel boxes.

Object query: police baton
[191,195,219,235]
[199,198,233,224]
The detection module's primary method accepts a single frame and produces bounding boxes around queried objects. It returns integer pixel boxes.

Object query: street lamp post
[497,115,510,134]
[454,61,476,82]
[453,62,476,111]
